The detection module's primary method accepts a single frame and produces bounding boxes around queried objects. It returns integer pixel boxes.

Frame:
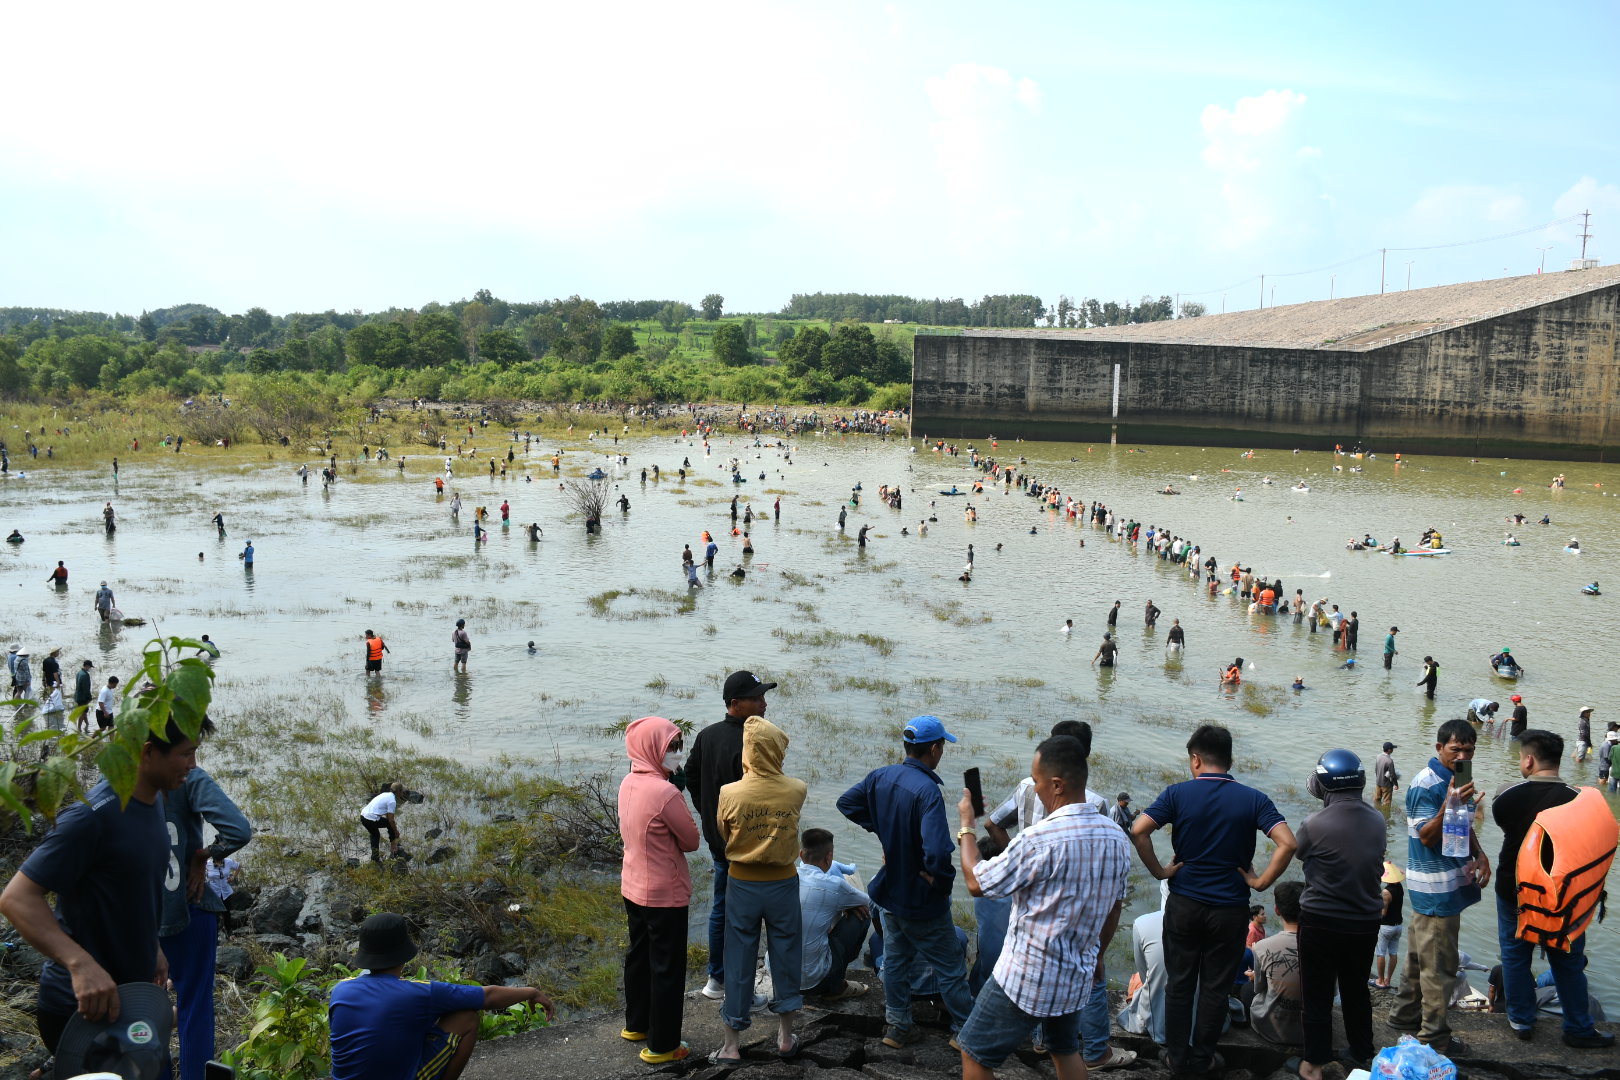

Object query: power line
[1177,213,1589,300]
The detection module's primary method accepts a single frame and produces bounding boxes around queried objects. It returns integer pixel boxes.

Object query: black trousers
[1163,894,1249,1074]
[361,815,394,860]
[624,899,688,1054]
[808,910,871,996]
[1299,911,1379,1065]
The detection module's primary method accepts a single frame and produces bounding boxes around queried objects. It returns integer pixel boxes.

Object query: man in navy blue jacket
[837,716,974,1049]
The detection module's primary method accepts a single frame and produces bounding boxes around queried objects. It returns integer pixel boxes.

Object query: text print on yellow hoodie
[716,716,807,882]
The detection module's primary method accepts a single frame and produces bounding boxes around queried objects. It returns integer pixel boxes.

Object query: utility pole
[1537,246,1552,273]
[1405,261,1414,291]
[1578,209,1592,261]
[1380,249,1387,294]
[1330,274,1336,300]
[1259,275,1265,309]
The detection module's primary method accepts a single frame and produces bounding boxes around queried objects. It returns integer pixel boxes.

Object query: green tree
[476,328,529,367]
[655,303,688,333]
[777,325,827,377]
[0,336,21,394]
[412,311,466,368]
[1179,301,1207,319]
[700,294,724,321]
[601,324,636,360]
[461,301,491,356]
[241,307,274,345]
[137,311,158,341]
[711,322,752,367]
[820,324,877,381]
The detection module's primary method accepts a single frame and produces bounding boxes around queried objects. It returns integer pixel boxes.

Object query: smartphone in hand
[1451,758,1473,791]
[964,768,985,817]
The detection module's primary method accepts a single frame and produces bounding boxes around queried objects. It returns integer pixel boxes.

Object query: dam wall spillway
[911,274,1620,460]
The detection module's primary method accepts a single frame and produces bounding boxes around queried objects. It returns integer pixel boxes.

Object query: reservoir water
[4,432,1618,1001]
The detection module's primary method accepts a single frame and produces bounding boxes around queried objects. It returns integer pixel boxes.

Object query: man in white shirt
[954,734,1130,1078]
[361,783,405,862]
[796,829,870,1000]
[95,675,120,731]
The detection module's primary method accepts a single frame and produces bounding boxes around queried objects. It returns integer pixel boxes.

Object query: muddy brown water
[3,433,1617,1001]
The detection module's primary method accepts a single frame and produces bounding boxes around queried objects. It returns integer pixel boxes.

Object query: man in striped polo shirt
[952,734,1130,1079]
[1388,718,1487,1058]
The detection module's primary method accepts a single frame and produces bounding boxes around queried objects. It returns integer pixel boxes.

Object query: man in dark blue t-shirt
[330,913,555,1080]
[1130,724,1296,1077]
[0,719,201,1055]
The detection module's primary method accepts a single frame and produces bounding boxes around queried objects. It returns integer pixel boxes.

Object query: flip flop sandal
[707,1048,744,1067]
[778,1033,802,1060]
[639,1042,690,1064]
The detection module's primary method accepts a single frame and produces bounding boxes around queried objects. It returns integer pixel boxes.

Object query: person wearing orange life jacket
[1222,658,1243,686]
[1491,728,1615,1048]
[363,630,390,674]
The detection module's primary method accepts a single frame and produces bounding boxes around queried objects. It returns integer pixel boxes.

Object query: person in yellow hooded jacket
[709,717,807,1065]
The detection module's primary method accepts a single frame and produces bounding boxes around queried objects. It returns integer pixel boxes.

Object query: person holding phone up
[1386,719,1489,1059]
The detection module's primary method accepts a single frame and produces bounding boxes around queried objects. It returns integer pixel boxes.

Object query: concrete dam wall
[911,276,1620,460]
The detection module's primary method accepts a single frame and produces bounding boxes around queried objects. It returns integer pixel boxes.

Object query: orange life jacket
[367,637,384,662]
[1224,667,1241,684]
[1516,786,1617,951]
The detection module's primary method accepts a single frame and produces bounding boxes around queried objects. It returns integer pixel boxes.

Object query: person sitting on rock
[329,913,554,1080]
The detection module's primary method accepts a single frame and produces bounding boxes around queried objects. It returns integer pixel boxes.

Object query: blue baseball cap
[903,715,957,744]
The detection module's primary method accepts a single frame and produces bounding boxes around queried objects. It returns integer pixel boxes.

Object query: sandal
[778,1033,802,1060]
[639,1042,690,1064]
[707,1048,744,1067]
[620,1029,647,1042]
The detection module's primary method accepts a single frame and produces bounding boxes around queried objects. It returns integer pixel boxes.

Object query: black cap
[356,912,419,970]
[1116,791,1130,802]
[722,670,777,702]
[53,982,174,1080]
[1383,741,1397,751]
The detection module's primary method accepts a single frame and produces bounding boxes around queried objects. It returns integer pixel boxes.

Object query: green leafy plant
[223,953,350,1080]
[1,633,213,827]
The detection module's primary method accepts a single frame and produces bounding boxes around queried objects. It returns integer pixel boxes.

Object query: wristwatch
[957,827,976,839]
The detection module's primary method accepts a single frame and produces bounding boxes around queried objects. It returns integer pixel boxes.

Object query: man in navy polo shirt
[1130,724,1296,1078]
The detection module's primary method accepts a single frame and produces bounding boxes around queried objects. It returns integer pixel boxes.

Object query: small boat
[1565,546,1582,554]
[938,489,966,496]
[1396,548,1451,557]
[1291,484,1310,493]
[586,468,607,479]
[1582,585,1601,596]
[1493,662,1525,680]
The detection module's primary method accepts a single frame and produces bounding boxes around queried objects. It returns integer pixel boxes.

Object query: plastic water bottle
[1442,791,1470,858]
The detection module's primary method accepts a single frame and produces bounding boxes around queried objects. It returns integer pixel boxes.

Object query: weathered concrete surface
[463,986,1619,1080]
[912,275,1620,460]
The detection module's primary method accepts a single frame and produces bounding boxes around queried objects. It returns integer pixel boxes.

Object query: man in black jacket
[686,670,776,1001]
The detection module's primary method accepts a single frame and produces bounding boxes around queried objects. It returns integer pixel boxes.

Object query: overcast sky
[4,0,1617,318]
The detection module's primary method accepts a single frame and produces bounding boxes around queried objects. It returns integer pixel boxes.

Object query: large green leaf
[35,755,78,821]
[0,762,30,831]
[96,740,139,804]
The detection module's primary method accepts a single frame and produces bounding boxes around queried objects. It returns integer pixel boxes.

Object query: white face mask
[662,749,685,773]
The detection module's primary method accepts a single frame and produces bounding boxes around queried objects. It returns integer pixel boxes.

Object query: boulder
[425,846,455,865]
[252,933,299,951]
[215,945,253,980]
[251,883,306,936]
[799,1036,861,1069]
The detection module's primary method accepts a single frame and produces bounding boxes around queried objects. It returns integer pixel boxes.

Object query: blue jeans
[1079,973,1111,1061]
[1495,895,1598,1035]
[159,907,217,1080]
[879,908,975,1031]
[957,975,1080,1069]
[722,876,802,1030]
[707,859,728,980]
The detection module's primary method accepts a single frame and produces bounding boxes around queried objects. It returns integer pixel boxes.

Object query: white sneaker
[699,977,766,1011]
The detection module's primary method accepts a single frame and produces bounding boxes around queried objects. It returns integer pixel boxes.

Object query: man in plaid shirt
[952,734,1130,1079]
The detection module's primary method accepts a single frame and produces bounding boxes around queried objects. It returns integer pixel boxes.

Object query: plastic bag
[1371,1035,1456,1080]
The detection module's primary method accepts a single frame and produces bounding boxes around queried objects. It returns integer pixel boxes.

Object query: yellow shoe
[639,1042,691,1064]
[620,1029,647,1042]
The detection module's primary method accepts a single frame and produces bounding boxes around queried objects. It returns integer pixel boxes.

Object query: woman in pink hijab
[617,716,700,1063]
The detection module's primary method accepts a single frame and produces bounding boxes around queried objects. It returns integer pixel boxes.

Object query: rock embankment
[465,986,1616,1080]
